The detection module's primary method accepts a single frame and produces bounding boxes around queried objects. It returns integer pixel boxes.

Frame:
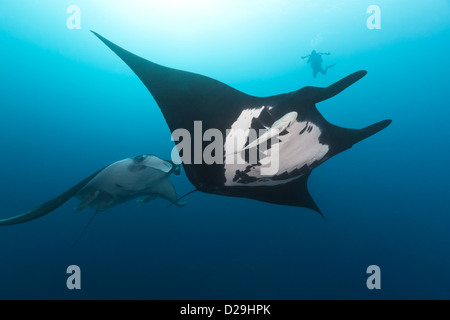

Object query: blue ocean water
[0,0,449,299]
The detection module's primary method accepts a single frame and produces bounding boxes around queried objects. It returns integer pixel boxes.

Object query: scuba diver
[302,50,336,78]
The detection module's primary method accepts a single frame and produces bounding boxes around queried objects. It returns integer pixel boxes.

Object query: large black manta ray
[0,32,391,225]
[90,32,391,214]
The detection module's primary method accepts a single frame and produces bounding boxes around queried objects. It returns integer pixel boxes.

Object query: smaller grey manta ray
[0,154,185,226]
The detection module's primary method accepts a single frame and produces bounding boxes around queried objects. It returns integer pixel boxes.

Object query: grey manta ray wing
[0,169,103,226]
[92,31,391,214]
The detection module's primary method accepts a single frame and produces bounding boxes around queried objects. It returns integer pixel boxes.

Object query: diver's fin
[0,169,103,226]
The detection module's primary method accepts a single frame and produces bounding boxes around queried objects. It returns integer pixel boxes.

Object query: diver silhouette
[302,50,336,78]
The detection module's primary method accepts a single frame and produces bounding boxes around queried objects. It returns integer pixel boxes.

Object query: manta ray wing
[91,31,254,132]
[0,169,103,226]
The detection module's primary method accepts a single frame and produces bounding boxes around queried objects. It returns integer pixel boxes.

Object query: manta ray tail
[71,211,99,248]
[166,189,198,209]
[0,169,102,226]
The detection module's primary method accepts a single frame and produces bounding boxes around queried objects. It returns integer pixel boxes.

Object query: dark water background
[0,1,449,299]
